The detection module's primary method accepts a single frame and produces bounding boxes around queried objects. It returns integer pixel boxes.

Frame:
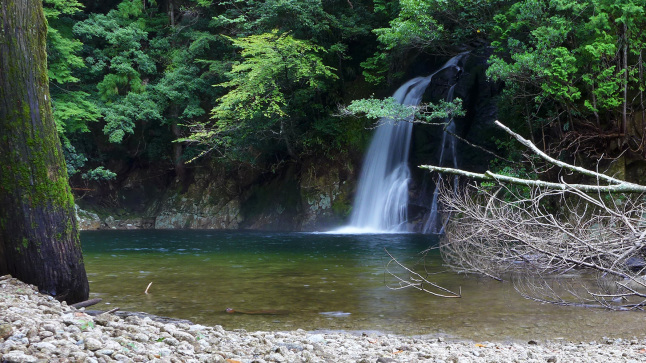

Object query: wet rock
[75,205,102,230]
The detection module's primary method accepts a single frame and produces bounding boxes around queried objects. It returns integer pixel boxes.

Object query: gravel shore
[1,275,645,362]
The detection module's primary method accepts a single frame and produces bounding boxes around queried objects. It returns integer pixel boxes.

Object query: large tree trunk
[0,0,89,303]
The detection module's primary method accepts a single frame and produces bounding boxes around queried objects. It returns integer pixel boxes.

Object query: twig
[145,282,153,294]
[100,307,121,315]
[383,248,461,298]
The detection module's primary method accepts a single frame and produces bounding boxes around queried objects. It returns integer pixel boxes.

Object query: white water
[336,56,465,234]
[423,84,460,234]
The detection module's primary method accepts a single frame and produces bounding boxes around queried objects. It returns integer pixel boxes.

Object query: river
[82,230,645,341]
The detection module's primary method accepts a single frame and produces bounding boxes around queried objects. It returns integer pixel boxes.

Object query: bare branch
[383,248,461,298]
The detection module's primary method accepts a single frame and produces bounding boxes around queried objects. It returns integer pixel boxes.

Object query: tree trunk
[0,0,89,303]
[621,22,628,141]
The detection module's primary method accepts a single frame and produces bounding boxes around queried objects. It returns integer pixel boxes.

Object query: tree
[0,0,90,303]
[487,0,646,154]
[71,0,223,182]
[361,0,508,84]
[184,30,337,161]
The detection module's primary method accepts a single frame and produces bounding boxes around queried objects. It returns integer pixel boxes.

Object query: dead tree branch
[423,121,646,310]
[384,248,461,298]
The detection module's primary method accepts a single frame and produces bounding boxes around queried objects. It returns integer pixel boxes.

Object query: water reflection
[82,230,646,341]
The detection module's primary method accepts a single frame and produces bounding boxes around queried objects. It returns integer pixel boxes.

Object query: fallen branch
[384,248,461,298]
[420,120,646,193]
[420,165,646,193]
[100,307,121,315]
[70,298,102,309]
[421,120,646,310]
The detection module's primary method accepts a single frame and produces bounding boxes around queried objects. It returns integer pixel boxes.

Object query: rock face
[408,49,501,228]
[1,275,644,362]
[75,205,101,230]
[150,167,244,229]
[76,158,355,231]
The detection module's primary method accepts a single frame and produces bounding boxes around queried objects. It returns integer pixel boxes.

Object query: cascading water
[423,84,460,234]
[338,55,465,233]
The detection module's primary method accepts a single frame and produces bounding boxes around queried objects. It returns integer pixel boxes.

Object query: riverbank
[1,276,645,362]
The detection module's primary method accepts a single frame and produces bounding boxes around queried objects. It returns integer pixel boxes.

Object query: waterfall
[423,84,460,234]
[337,55,465,234]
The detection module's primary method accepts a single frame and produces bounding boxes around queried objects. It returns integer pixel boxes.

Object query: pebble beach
[1,275,646,362]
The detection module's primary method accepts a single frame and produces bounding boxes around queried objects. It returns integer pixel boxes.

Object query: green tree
[0,0,89,303]
[73,0,162,144]
[362,0,509,84]
[70,0,224,181]
[487,0,646,152]
[43,0,106,180]
[185,30,337,161]
[369,0,646,160]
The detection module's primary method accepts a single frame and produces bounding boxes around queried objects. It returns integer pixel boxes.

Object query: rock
[75,205,102,230]
[0,323,12,339]
[96,349,114,356]
[0,277,641,362]
[1,350,38,363]
[104,216,117,229]
[84,337,103,351]
[31,342,57,351]
[307,334,325,344]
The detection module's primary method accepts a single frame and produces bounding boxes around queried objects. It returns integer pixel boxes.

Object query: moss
[0,0,83,286]
[331,193,352,218]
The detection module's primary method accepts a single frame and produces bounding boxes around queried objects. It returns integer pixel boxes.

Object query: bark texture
[0,0,89,303]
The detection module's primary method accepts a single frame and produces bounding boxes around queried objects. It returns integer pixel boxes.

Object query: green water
[82,230,646,341]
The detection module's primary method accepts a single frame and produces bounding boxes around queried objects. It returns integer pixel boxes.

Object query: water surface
[82,230,646,341]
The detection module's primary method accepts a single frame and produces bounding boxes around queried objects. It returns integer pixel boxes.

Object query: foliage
[40,0,646,201]
[44,0,107,181]
[345,97,416,121]
[73,0,160,143]
[363,0,509,84]
[44,0,102,138]
[184,30,337,161]
[43,0,387,184]
[81,166,117,181]
[487,0,646,151]
[343,96,465,126]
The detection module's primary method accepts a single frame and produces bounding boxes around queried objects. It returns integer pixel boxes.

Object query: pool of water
[82,230,646,341]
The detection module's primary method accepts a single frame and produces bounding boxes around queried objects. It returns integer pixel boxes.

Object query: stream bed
[82,230,646,341]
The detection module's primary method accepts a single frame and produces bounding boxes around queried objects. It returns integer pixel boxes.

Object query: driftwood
[421,120,646,310]
[100,307,121,315]
[225,308,289,315]
[70,298,102,309]
[420,121,646,193]
[144,282,153,294]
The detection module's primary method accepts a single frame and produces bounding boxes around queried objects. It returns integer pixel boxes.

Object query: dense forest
[46,0,646,229]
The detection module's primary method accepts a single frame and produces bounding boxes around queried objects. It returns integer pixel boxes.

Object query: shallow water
[82,230,646,341]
